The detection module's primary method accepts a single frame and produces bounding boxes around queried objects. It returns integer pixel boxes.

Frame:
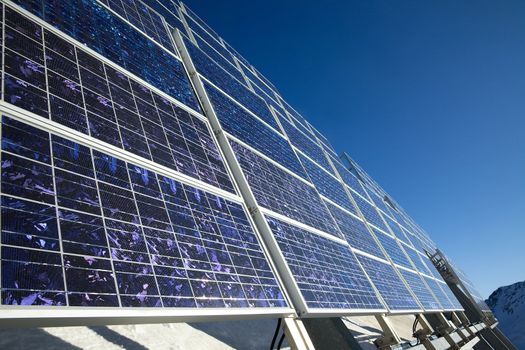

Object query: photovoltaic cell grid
[299,154,355,213]
[230,140,340,237]
[1,0,475,317]
[98,0,176,54]
[326,202,384,258]
[203,81,306,178]
[280,118,333,174]
[399,269,441,310]
[139,0,187,35]
[181,3,221,45]
[404,247,433,276]
[10,0,201,111]
[356,255,420,311]
[0,6,234,193]
[193,34,245,84]
[372,229,413,270]
[352,193,389,233]
[329,155,368,199]
[177,0,471,315]
[184,15,234,67]
[181,4,280,99]
[183,37,279,131]
[267,217,384,311]
[424,277,457,311]
[0,116,287,308]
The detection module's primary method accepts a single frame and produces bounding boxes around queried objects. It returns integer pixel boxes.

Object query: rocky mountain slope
[486,280,525,349]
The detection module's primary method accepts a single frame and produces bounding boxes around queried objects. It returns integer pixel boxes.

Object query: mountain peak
[486,280,525,349]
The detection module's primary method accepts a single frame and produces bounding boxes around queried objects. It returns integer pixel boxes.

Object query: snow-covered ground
[486,280,525,350]
[0,319,281,350]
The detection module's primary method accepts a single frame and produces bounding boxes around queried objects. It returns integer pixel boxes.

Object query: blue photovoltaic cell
[267,217,384,310]
[329,156,368,199]
[439,282,463,310]
[405,231,427,255]
[184,14,231,61]
[193,35,243,84]
[9,0,200,111]
[326,202,385,258]
[356,254,420,311]
[99,0,176,53]
[241,64,276,99]
[140,0,188,35]
[251,83,285,119]
[386,205,411,231]
[366,189,392,218]
[281,118,333,173]
[352,194,389,232]
[372,229,413,270]
[299,154,355,213]
[424,277,456,310]
[2,0,473,315]
[312,126,335,154]
[423,255,448,281]
[404,247,433,276]
[184,38,279,131]
[281,102,313,136]
[0,8,234,193]
[230,140,340,237]
[383,215,411,245]
[399,269,441,310]
[0,116,287,308]
[253,67,278,93]
[204,82,305,178]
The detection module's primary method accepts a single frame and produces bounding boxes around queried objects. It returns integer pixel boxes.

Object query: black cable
[270,318,282,350]
[412,315,419,334]
[277,332,286,349]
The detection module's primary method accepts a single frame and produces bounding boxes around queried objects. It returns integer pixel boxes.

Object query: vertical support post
[282,317,316,350]
[374,314,401,349]
[414,314,438,350]
[450,312,470,343]
[457,311,476,338]
[434,313,460,349]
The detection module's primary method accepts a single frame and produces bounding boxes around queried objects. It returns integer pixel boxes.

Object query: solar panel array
[0,0,482,321]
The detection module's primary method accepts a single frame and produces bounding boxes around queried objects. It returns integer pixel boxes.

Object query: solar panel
[11,0,200,112]
[0,115,288,310]
[204,81,305,177]
[0,0,480,325]
[280,118,334,174]
[229,139,340,237]
[372,229,413,270]
[326,202,384,258]
[298,154,355,212]
[183,37,279,131]
[424,277,457,311]
[1,7,233,193]
[356,254,421,312]
[398,268,442,311]
[266,216,385,313]
[98,0,176,53]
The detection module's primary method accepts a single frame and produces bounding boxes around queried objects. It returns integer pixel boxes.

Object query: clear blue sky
[185,0,525,298]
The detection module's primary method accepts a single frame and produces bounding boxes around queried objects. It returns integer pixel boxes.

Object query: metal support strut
[374,314,401,349]
[279,316,316,350]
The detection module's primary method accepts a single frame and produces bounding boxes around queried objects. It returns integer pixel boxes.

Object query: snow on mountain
[486,281,525,350]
